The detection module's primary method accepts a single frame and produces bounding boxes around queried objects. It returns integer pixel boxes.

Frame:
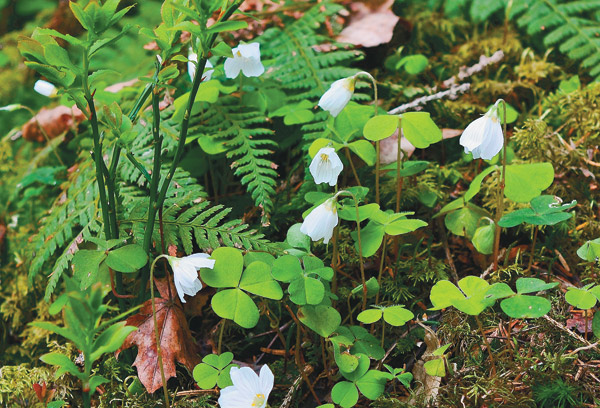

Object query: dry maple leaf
[22,106,86,143]
[117,279,200,393]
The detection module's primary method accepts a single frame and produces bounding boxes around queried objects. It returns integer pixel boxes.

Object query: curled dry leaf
[337,1,399,48]
[22,106,86,143]
[117,278,200,393]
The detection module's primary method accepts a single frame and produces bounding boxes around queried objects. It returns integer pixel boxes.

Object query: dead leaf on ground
[337,0,399,48]
[22,106,85,143]
[117,279,201,393]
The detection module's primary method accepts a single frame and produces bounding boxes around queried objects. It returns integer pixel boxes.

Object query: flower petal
[182,253,215,270]
[218,384,254,408]
[238,42,261,60]
[224,57,243,79]
[259,365,274,396]
[241,59,265,77]
[230,367,261,394]
[459,116,487,151]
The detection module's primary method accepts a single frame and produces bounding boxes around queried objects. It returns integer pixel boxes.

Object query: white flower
[300,197,338,244]
[0,104,21,112]
[318,77,356,117]
[218,365,274,408]
[188,48,214,82]
[34,80,58,98]
[224,43,264,79]
[459,103,504,160]
[167,253,215,303]
[309,147,343,186]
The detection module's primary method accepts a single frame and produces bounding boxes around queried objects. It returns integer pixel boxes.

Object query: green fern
[125,194,280,254]
[259,2,368,143]
[188,95,278,217]
[511,0,600,79]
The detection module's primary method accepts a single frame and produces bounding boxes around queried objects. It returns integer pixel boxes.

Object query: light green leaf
[348,140,377,166]
[424,358,446,377]
[472,223,495,255]
[201,247,243,288]
[331,381,359,408]
[357,309,383,324]
[298,305,341,338]
[382,306,414,326]
[211,288,259,329]
[500,295,551,318]
[105,244,148,273]
[515,278,557,294]
[401,112,442,149]
[193,363,218,389]
[289,276,325,305]
[504,163,554,203]
[239,261,282,300]
[363,115,399,141]
[272,255,303,283]
[356,370,388,400]
[565,287,597,309]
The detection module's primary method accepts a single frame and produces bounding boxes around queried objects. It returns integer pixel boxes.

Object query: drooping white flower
[167,253,215,303]
[34,80,58,98]
[218,365,274,408]
[300,197,339,244]
[318,76,356,117]
[309,147,343,186]
[224,43,264,79]
[459,102,504,160]
[188,48,214,82]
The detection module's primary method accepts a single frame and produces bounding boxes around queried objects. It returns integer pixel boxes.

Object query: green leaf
[298,305,341,338]
[498,195,576,227]
[193,364,219,389]
[424,358,446,377]
[485,283,515,300]
[289,276,325,305]
[72,250,107,289]
[90,322,137,363]
[363,115,399,141]
[338,203,380,222]
[384,218,427,236]
[206,20,249,34]
[430,280,464,309]
[444,204,490,238]
[472,223,495,255]
[40,352,81,377]
[464,165,498,202]
[401,112,442,149]
[593,311,600,339]
[105,244,148,273]
[500,295,551,318]
[397,54,428,74]
[217,364,237,388]
[559,75,580,94]
[331,381,359,408]
[382,306,414,326]
[351,220,385,258]
[88,375,109,395]
[356,370,388,400]
[577,238,600,262]
[201,247,243,288]
[348,140,377,166]
[565,287,597,309]
[211,288,259,329]
[351,277,380,298]
[216,352,234,369]
[239,261,283,299]
[212,42,233,58]
[515,278,557,294]
[285,223,311,252]
[504,163,554,203]
[332,342,360,373]
[357,309,383,324]
[271,255,303,283]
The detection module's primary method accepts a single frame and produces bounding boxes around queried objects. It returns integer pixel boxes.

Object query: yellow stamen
[251,393,266,407]
[320,153,329,162]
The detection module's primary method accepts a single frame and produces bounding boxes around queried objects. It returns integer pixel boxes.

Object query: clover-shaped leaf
[423,344,451,377]
[330,326,385,360]
[504,163,554,203]
[332,353,388,408]
[298,305,341,338]
[498,195,576,228]
[486,278,557,319]
[565,285,600,310]
[357,305,414,326]
[193,352,238,389]
[577,238,600,262]
[272,255,333,305]
[202,248,282,328]
[430,276,494,315]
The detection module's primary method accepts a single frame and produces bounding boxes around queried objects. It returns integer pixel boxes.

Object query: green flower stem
[150,255,171,408]
[375,235,388,305]
[492,100,508,271]
[350,192,367,311]
[82,388,90,408]
[381,321,385,348]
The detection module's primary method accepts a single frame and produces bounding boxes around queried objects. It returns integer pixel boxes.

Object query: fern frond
[189,95,278,215]
[259,2,367,143]
[126,194,280,254]
[512,0,600,80]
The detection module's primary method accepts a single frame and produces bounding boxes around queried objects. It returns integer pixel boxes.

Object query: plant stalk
[492,101,508,271]
[150,255,170,408]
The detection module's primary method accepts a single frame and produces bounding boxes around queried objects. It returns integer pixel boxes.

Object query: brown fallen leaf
[337,1,399,48]
[117,279,200,393]
[22,106,86,143]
